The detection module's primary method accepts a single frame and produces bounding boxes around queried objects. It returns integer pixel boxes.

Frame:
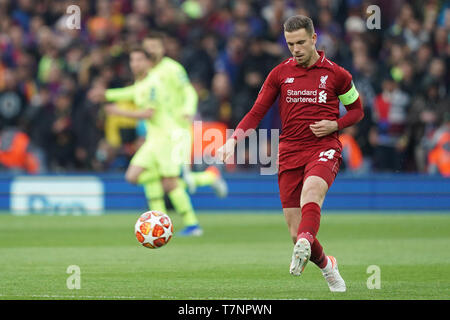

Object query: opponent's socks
[297,202,321,245]
[168,185,199,226]
[191,170,216,187]
[143,180,166,213]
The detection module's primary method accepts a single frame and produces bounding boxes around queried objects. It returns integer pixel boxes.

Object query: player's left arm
[310,67,364,137]
[104,103,154,119]
[104,85,136,102]
[336,88,364,130]
[104,85,158,120]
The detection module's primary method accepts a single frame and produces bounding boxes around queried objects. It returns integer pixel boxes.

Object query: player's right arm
[216,67,281,162]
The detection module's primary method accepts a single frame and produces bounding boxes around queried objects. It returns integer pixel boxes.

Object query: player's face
[129,52,150,78]
[143,38,165,62]
[284,28,317,67]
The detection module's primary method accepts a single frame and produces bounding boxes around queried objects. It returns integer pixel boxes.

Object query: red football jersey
[232,50,355,172]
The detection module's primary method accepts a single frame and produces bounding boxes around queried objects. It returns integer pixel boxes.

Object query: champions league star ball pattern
[135,211,173,249]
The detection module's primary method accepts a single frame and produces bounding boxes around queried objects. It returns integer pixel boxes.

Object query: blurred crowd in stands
[0,0,448,176]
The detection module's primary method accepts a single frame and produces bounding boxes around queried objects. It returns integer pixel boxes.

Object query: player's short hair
[283,15,315,35]
[129,46,151,59]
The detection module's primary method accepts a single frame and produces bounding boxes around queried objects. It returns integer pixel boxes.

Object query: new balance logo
[318,90,327,103]
[284,78,294,83]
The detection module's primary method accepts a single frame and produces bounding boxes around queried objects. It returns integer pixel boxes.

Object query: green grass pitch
[0,211,449,300]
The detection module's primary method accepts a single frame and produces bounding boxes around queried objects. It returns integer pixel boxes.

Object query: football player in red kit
[217,15,364,292]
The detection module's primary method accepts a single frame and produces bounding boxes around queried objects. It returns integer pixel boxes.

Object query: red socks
[297,202,321,244]
[297,202,327,269]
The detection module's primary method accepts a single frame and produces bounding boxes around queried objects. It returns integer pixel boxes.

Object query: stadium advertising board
[10,176,104,215]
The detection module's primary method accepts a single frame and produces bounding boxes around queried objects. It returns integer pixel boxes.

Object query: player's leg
[297,175,328,244]
[143,179,166,213]
[125,164,145,185]
[300,178,345,291]
[279,168,303,243]
[280,168,332,280]
[124,165,167,212]
[181,165,228,198]
[182,125,228,197]
[181,164,196,194]
[162,131,203,236]
[297,179,330,273]
[297,148,342,248]
[285,206,329,277]
[180,130,227,197]
[189,166,228,198]
[283,207,301,244]
[284,206,327,263]
[297,149,346,291]
[278,167,312,276]
[162,176,202,236]
[157,141,202,236]
[292,175,345,289]
[179,130,198,194]
[127,143,167,213]
[283,207,310,276]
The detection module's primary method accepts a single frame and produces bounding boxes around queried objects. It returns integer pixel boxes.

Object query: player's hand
[309,120,338,137]
[216,138,237,163]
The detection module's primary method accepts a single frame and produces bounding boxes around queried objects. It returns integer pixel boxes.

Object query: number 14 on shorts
[318,149,336,162]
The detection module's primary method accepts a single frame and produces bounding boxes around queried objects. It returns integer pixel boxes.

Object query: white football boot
[289,238,311,276]
[321,256,346,292]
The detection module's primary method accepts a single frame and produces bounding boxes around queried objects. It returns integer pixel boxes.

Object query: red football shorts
[278,148,342,208]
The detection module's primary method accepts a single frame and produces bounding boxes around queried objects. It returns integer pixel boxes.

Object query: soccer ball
[135,211,173,249]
